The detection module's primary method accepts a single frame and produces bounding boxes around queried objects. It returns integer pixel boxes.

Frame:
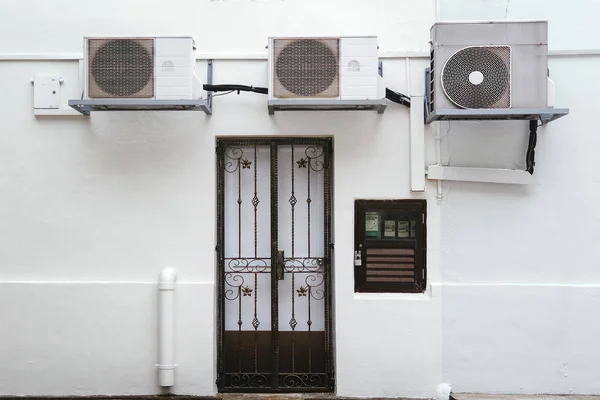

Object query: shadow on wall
[439,120,531,170]
[82,112,207,176]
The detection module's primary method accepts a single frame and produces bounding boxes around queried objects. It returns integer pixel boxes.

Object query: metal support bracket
[423,68,570,184]
[206,59,213,112]
[68,59,214,116]
[267,99,387,115]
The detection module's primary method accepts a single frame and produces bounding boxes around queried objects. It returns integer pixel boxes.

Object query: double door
[216,137,334,392]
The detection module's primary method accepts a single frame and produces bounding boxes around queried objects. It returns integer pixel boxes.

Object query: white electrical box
[33,75,61,109]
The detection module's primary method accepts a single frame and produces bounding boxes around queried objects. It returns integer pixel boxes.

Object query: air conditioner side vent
[429,48,435,113]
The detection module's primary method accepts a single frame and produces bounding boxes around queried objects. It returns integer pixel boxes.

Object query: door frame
[215,136,335,393]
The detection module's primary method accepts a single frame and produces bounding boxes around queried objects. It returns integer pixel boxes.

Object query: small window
[354,199,426,293]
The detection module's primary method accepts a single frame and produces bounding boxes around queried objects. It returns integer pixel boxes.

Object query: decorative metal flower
[242,286,253,296]
[241,159,252,169]
[296,286,308,297]
[296,158,308,168]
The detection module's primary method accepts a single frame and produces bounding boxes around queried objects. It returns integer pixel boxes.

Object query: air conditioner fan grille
[441,46,511,109]
[88,38,154,98]
[274,38,339,98]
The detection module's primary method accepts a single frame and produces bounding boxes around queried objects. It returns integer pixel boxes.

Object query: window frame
[354,199,427,293]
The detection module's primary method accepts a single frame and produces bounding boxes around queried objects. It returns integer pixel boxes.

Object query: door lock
[354,251,362,266]
[277,250,285,280]
[354,244,363,267]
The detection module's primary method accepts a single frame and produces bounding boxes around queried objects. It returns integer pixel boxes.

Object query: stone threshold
[0,394,419,400]
[452,394,600,400]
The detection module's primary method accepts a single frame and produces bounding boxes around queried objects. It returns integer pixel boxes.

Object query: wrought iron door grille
[216,138,334,393]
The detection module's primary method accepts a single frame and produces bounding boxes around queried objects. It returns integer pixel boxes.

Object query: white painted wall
[0,0,597,397]
[438,0,600,395]
[0,1,440,397]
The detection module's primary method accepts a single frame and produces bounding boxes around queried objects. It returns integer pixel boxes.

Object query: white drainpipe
[157,267,177,387]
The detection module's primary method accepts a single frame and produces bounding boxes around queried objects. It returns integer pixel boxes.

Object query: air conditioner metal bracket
[423,68,570,185]
[68,60,214,116]
[267,99,387,115]
[423,68,569,124]
[68,99,211,116]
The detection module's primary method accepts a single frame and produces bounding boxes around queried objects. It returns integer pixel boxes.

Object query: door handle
[277,250,285,280]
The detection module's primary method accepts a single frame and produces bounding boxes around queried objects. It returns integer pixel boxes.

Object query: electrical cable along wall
[204,83,411,108]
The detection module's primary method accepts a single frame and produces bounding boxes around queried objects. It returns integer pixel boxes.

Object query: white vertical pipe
[157,267,177,387]
[406,57,427,192]
[436,124,443,203]
[405,57,411,97]
[410,96,426,192]
[432,0,444,202]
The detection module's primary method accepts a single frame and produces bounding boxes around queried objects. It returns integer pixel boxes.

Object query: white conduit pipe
[1,50,598,61]
[157,267,177,387]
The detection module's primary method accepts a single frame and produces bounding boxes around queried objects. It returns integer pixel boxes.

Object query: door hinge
[422,213,425,224]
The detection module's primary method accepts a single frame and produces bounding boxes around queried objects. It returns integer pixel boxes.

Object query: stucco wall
[0,0,598,397]
[437,0,600,395]
[0,1,440,396]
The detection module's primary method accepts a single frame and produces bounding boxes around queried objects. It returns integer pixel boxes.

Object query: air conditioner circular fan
[441,46,511,109]
[91,39,154,97]
[275,39,338,97]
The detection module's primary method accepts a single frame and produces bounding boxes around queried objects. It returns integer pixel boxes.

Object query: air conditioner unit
[83,35,203,100]
[268,36,385,101]
[428,20,550,113]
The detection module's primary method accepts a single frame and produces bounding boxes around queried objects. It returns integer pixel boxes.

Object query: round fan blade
[275,39,338,97]
[91,39,154,97]
[441,46,511,109]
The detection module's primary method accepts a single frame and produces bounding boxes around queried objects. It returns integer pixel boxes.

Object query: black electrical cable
[385,88,411,107]
[204,84,411,109]
[204,84,268,95]
[525,119,538,175]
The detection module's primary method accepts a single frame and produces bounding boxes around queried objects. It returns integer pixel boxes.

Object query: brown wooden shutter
[365,247,416,284]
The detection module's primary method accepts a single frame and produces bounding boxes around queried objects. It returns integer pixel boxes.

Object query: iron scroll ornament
[224,273,246,301]
[225,373,269,388]
[283,257,324,273]
[303,145,325,172]
[281,373,325,388]
[225,258,270,273]
[223,146,246,173]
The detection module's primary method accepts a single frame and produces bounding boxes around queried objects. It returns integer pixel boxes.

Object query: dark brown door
[216,137,334,392]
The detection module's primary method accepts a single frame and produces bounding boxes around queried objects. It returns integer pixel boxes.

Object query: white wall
[0,1,441,397]
[1,0,598,397]
[438,0,600,395]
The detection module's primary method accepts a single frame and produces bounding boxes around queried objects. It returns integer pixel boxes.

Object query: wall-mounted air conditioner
[267,36,385,110]
[427,20,553,117]
[424,20,569,186]
[82,35,203,101]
